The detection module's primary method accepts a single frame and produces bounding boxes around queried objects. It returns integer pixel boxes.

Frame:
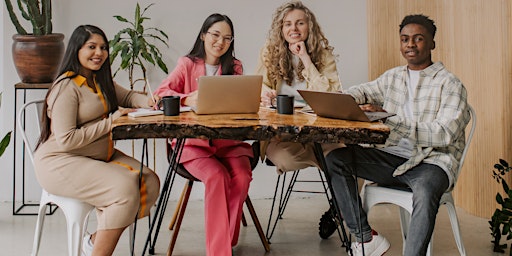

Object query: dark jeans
[325,145,449,256]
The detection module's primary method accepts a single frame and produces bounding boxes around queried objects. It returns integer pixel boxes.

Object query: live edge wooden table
[111,108,389,255]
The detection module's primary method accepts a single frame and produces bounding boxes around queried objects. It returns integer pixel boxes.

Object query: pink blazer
[154,56,252,163]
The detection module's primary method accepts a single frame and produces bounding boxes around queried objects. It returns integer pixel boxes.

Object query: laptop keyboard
[364,111,391,121]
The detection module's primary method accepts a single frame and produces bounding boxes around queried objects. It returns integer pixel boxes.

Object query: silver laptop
[193,75,263,114]
[298,90,395,122]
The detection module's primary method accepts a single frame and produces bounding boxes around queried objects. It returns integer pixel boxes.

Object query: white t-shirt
[378,68,420,159]
[205,63,219,76]
[277,55,306,101]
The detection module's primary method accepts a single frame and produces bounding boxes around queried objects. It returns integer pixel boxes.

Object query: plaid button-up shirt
[346,62,470,189]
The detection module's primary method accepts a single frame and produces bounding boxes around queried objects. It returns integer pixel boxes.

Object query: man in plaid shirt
[325,14,470,256]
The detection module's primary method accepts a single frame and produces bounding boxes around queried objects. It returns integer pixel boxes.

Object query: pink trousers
[183,155,252,256]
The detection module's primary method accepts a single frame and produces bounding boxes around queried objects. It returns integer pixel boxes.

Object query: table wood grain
[111,108,390,144]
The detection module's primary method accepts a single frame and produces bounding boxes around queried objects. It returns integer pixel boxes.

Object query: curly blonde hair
[264,1,333,87]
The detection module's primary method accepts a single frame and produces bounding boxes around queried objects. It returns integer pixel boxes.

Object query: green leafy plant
[0,92,12,157]
[490,159,512,254]
[109,2,169,90]
[4,0,53,35]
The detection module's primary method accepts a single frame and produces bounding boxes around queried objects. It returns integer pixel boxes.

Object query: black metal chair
[265,159,344,242]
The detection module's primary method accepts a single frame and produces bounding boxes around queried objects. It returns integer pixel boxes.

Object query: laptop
[193,75,263,114]
[298,90,395,122]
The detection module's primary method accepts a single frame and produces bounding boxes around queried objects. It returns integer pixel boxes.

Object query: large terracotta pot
[12,33,65,83]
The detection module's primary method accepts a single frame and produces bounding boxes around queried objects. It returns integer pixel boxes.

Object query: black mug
[273,94,294,114]
[161,96,180,116]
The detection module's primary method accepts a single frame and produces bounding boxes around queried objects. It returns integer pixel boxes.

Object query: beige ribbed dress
[34,74,160,230]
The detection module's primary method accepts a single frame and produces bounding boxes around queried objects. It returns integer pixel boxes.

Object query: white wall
[0,0,367,203]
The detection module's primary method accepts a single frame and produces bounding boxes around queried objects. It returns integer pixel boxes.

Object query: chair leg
[241,212,248,227]
[398,207,410,255]
[277,171,300,219]
[167,180,194,256]
[245,196,271,252]
[265,173,282,240]
[169,182,189,230]
[31,203,48,256]
[65,205,92,256]
[266,171,299,241]
[128,224,134,256]
[444,201,466,255]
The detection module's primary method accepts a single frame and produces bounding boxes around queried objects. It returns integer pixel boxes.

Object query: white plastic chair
[361,105,476,256]
[19,100,133,256]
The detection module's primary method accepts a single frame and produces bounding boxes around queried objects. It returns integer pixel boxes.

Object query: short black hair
[399,14,436,38]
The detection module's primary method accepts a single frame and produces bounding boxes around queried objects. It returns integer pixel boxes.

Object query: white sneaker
[81,233,93,256]
[351,230,390,256]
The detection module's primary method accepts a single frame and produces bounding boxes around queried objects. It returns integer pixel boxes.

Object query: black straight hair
[37,25,118,148]
[186,13,238,75]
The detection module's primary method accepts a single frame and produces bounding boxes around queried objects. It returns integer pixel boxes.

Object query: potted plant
[490,159,512,254]
[0,92,12,157]
[5,0,64,83]
[109,2,169,91]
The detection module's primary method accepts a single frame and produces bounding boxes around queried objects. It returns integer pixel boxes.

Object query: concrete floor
[0,196,500,255]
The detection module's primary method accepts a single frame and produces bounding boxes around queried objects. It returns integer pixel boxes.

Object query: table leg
[313,142,352,255]
[131,139,151,255]
[142,138,186,255]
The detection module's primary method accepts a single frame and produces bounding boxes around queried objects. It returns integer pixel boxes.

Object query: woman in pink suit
[154,13,252,256]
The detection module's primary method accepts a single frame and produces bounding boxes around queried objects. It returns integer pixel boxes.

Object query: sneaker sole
[371,240,390,256]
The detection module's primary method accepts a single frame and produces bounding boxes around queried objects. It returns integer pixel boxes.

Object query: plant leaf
[113,15,129,23]
[498,193,505,204]
[0,131,12,157]
[109,3,169,84]
[142,3,156,14]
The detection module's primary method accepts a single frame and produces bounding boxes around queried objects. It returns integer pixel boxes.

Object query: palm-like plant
[109,2,169,91]
[0,92,12,157]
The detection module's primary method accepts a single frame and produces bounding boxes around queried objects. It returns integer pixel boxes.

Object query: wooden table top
[111,108,390,144]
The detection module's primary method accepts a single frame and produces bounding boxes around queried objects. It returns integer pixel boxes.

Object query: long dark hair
[187,13,238,75]
[37,25,118,148]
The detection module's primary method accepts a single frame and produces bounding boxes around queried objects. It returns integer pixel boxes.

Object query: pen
[145,77,157,104]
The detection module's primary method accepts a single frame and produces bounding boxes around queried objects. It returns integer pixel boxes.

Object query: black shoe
[318,201,343,239]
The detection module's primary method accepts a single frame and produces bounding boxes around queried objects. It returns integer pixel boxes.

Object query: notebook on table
[297,90,395,122]
[128,108,163,117]
[128,78,163,117]
[192,75,263,114]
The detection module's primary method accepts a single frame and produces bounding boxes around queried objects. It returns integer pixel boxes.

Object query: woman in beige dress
[34,25,160,256]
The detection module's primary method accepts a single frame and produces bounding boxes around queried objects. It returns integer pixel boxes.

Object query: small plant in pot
[490,159,512,254]
[109,2,169,91]
[4,0,64,83]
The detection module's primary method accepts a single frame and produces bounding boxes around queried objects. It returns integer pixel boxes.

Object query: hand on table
[359,104,386,112]
[183,91,198,107]
[150,95,161,109]
[261,90,277,107]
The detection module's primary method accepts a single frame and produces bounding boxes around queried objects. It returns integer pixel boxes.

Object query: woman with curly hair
[256,1,343,173]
